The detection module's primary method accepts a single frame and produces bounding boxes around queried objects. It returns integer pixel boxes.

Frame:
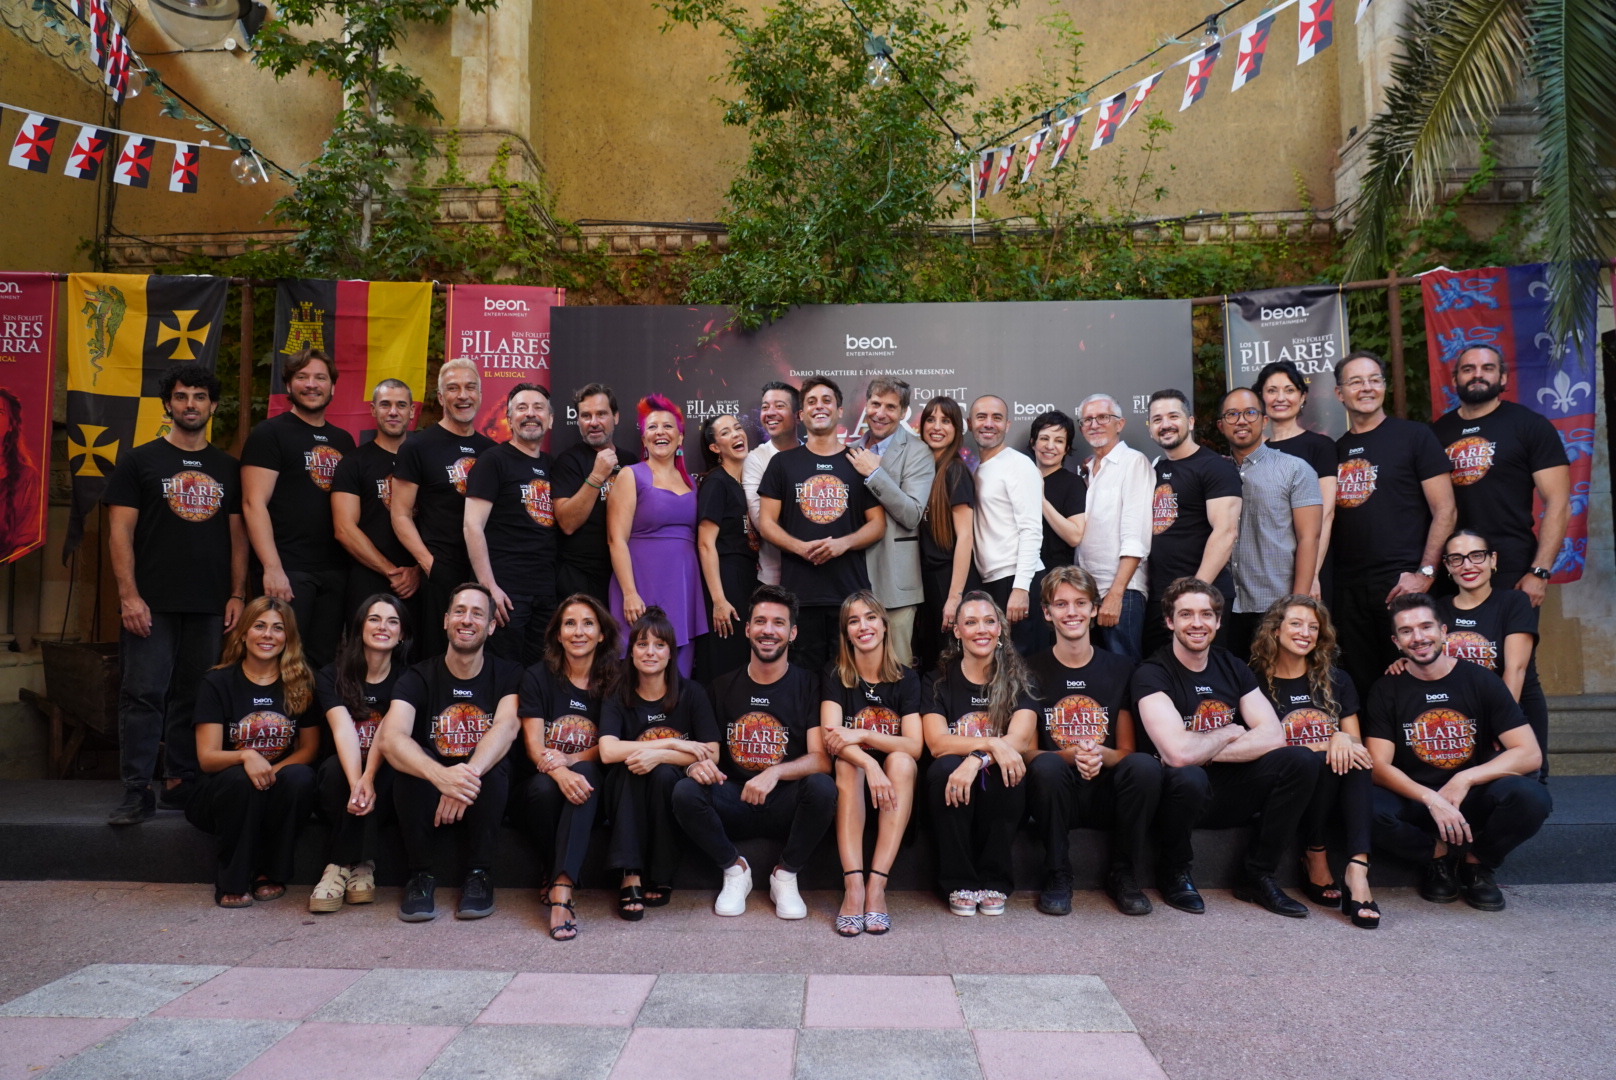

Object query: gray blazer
[862,425,936,609]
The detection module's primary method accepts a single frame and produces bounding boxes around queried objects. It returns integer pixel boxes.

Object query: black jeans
[316,754,394,866]
[487,591,558,668]
[671,773,837,874]
[1156,745,1320,879]
[916,563,979,677]
[283,567,347,670]
[420,558,471,658]
[1334,576,1399,702]
[185,763,316,898]
[927,755,1027,894]
[979,576,1041,656]
[1371,777,1552,869]
[1025,751,1162,875]
[604,762,686,885]
[516,760,601,884]
[792,606,844,676]
[1302,758,1373,855]
[1522,681,1550,780]
[117,611,219,790]
[556,561,611,608]
[393,759,510,878]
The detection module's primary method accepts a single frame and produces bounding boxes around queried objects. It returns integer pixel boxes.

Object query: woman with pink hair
[606,395,709,676]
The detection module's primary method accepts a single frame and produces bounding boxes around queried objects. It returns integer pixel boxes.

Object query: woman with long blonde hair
[915,396,978,674]
[186,597,320,907]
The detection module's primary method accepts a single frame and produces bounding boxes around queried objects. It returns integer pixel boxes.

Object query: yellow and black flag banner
[63,272,229,559]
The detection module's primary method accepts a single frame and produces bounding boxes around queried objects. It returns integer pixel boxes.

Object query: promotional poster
[444,283,564,441]
[1223,284,1349,437]
[0,272,56,564]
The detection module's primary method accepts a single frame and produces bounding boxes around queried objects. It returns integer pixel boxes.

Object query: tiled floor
[0,964,1165,1079]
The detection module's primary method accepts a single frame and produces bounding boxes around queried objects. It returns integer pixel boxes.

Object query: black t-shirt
[315,661,402,762]
[820,666,922,737]
[1256,667,1360,747]
[193,665,316,765]
[1430,401,1568,576]
[599,682,720,744]
[698,467,759,560]
[240,411,356,571]
[1149,445,1242,601]
[102,437,240,613]
[708,663,818,781]
[516,664,603,756]
[1039,468,1088,572]
[921,458,975,572]
[758,445,877,606]
[1435,589,1541,691]
[392,424,496,569]
[1026,648,1136,752]
[920,662,1039,738]
[464,442,557,596]
[391,653,522,764]
[329,439,411,568]
[1268,430,1338,480]
[1363,661,1528,789]
[1130,646,1259,755]
[1334,417,1452,578]
[551,440,630,579]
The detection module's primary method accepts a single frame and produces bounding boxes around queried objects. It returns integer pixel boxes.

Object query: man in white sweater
[968,395,1044,631]
[743,381,800,586]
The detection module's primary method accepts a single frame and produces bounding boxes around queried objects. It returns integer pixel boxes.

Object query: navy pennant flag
[8,113,60,173]
[1180,43,1221,110]
[1089,92,1126,149]
[63,126,114,180]
[113,135,153,188]
[169,142,200,193]
[1231,14,1276,91]
[1298,0,1334,64]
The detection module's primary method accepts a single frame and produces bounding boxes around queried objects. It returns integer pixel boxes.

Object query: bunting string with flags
[1019,125,1049,183]
[989,144,1015,195]
[7,114,59,173]
[3,103,230,193]
[1180,42,1221,111]
[1297,0,1334,64]
[1044,113,1082,171]
[1121,72,1163,126]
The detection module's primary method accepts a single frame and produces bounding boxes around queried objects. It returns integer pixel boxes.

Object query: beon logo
[485,297,529,312]
[1260,305,1308,322]
[846,334,895,351]
[1015,402,1054,416]
[750,696,771,706]
[0,281,20,295]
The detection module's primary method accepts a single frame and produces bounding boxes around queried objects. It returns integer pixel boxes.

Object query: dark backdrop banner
[549,301,1191,459]
[1223,284,1349,437]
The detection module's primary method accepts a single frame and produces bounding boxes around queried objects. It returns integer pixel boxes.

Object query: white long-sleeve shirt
[743,441,783,584]
[972,446,1045,591]
[1077,438,1153,596]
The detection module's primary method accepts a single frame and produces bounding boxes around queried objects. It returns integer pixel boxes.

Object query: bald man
[968,395,1044,635]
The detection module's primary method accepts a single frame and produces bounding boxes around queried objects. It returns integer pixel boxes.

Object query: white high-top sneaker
[715,857,752,916]
[769,866,807,920]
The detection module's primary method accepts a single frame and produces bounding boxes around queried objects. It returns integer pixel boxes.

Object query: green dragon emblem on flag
[80,284,127,385]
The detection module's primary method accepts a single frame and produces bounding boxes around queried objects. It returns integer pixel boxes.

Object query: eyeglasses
[1442,550,1494,568]
[1342,376,1387,391]
[1079,415,1120,427]
[1219,407,1263,423]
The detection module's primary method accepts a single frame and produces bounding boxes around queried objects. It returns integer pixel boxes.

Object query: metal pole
[232,283,254,455]
[1388,271,1406,418]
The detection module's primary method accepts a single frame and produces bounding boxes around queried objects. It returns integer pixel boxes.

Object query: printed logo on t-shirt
[1335,458,1378,508]
[728,711,790,771]
[1281,707,1338,746]
[1445,435,1496,486]
[546,714,598,754]
[744,513,760,553]
[1444,631,1499,671]
[640,725,682,742]
[951,711,995,738]
[431,701,491,758]
[230,710,296,758]
[1047,694,1109,748]
[375,475,394,508]
[447,456,477,495]
[795,474,850,525]
[850,704,900,736]
[1184,698,1235,732]
[1151,483,1178,535]
[162,469,225,522]
[521,478,555,527]
[304,445,343,492]
[354,711,381,751]
[1403,708,1477,769]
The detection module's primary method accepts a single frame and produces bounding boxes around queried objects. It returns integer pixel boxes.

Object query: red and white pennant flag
[1019,125,1049,183]
[114,135,153,188]
[1090,92,1126,149]
[1045,113,1082,171]
[1180,43,1221,111]
[1231,13,1276,91]
[1298,0,1334,64]
[169,142,200,193]
[8,112,59,172]
[990,144,1015,194]
[1121,72,1163,126]
[975,148,993,199]
[63,125,115,180]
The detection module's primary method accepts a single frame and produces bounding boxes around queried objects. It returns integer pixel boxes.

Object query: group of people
[101,340,1566,935]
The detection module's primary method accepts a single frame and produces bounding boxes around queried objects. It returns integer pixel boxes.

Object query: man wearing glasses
[1333,352,1456,697]
[1074,394,1154,661]
[1215,387,1323,658]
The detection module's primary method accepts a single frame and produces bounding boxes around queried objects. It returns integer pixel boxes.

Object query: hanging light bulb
[1201,16,1222,48]
[231,152,264,184]
[125,67,145,98]
[863,34,893,88]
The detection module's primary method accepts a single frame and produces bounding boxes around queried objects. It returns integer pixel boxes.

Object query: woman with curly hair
[186,596,320,907]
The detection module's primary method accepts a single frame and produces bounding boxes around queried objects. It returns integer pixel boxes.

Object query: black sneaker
[158,780,195,810]
[1105,866,1153,916]
[399,872,438,922]
[456,869,495,920]
[1037,869,1074,916]
[1233,873,1309,918]
[1157,866,1205,914]
[1458,861,1505,911]
[107,787,155,826]
[1419,853,1460,904]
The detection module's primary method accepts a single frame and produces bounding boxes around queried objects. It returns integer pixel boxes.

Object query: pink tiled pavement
[0,1017,131,1080]
[152,966,366,1021]
[230,1021,460,1080]
[974,1030,1170,1080]
[475,972,657,1026]
[609,1027,797,1080]
[803,974,964,1029]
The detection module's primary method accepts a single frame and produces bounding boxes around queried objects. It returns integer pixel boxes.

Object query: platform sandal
[1299,847,1342,906]
[1342,857,1381,929]
[862,869,891,935]
[618,872,646,922]
[547,884,579,941]
[642,884,673,908]
[835,869,865,937]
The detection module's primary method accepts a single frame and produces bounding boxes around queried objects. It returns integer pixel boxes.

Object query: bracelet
[584,476,605,490]
[229,595,245,601]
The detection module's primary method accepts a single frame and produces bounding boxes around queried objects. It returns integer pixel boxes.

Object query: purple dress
[609,461,709,660]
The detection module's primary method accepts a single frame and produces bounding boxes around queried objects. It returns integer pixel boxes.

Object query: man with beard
[464,384,558,665]
[380,583,523,922]
[552,383,633,603]
[672,584,835,919]
[1074,393,1154,661]
[743,381,801,586]
[105,364,246,824]
[1430,345,1570,605]
[968,394,1044,636]
[242,348,356,667]
[331,379,420,622]
[1364,593,1550,911]
[391,358,495,656]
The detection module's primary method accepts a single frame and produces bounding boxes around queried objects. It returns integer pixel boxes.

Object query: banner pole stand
[233,282,254,455]
[1387,270,1405,418]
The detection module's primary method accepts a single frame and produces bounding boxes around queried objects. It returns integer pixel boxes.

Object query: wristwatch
[971,750,992,769]
[1530,566,1553,581]
[1418,565,1435,578]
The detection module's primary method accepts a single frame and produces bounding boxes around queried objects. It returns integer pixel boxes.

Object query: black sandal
[1299,847,1342,906]
[618,874,646,922]
[1342,857,1381,929]
[863,869,891,935]
[835,869,865,937]
[642,883,672,907]
[548,884,579,941]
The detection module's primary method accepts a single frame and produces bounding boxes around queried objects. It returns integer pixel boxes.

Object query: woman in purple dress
[608,395,709,676]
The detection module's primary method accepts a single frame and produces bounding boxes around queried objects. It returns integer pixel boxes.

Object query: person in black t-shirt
[1332,351,1457,698]
[105,364,245,825]
[672,584,835,921]
[513,593,618,940]
[820,591,924,936]
[757,377,886,674]
[1023,412,1087,655]
[695,413,759,682]
[465,383,559,666]
[916,397,979,676]
[552,383,633,604]
[1131,578,1318,918]
[1430,345,1571,603]
[1364,594,1551,911]
[185,597,320,907]
[241,348,357,669]
[600,607,721,920]
[1024,567,1157,918]
[331,379,420,624]
[1249,596,1379,928]
[308,594,410,914]
[1256,359,1338,601]
[390,358,496,657]
[379,583,523,922]
[1142,390,1242,657]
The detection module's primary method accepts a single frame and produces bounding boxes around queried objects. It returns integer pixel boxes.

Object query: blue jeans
[1093,589,1145,662]
[118,611,222,790]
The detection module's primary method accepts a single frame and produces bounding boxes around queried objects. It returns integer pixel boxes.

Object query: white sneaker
[715,857,752,916]
[309,863,349,914]
[769,867,808,920]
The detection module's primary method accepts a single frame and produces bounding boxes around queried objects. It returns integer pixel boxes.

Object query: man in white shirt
[743,381,800,586]
[1074,393,1153,662]
[968,395,1044,630]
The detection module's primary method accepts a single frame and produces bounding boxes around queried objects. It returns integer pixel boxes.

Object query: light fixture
[148,0,268,49]
[863,34,893,88]
[125,67,145,98]
[231,151,266,184]
[1201,16,1222,48]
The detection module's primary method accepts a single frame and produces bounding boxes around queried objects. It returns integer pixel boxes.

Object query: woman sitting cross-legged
[598,607,720,920]
[821,590,923,937]
[186,597,320,908]
[923,591,1038,917]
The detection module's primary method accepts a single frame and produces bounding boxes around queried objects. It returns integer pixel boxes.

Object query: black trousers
[1225,612,1262,663]
[1156,745,1320,879]
[393,760,509,877]
[419,557,471,658]
[915,564,978,677]
[978,576,1040,657]
[604,762,685,884]
[792,605,843,676]
[697,554,759,684]
[185,763,316,898]
[283,567,347,670]
[1334,576,1400,702]
[556,561,611,608]
[316,754,394,866]
[516,760,601,884]
[1301,759,1373,855]
[927,755,1027,894]
[1371,777,1552,870]
[117,611,217,789]
[671,773,837,874]
[487,590,558,668]
[1522,681,1550,780]
[1025,751,1162,875]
